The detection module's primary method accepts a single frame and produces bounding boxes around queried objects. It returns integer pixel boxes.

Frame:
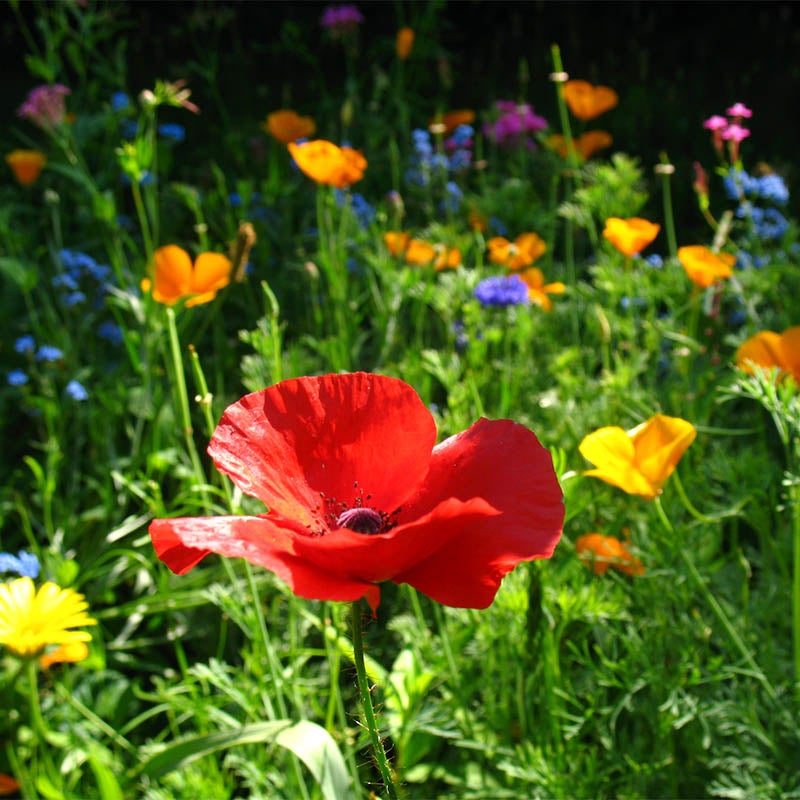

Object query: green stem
[791,478,800,696]
[165,307,209,511]
[350,601,399,799]
[658,153,678,260]
[653,497,776,701]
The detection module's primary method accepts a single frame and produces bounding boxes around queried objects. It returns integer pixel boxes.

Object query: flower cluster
[7,334,89,400]
[723,167,790,243]
[704,102,752,162]
[384,232,461,270]
[17,84,71,130]
[320,4,364,36]
[406,126,471,189]
[334,189,376,228]
[483,101,547,148]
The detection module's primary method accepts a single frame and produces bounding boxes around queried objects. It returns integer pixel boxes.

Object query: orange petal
[736,330,789,375]
[630,414,696,495]
[152,245,194,305]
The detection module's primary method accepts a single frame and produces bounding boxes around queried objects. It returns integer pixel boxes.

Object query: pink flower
[722,124,750,143]
[702,115,728,131]
[726,102,752,119]
[17,84,71,130]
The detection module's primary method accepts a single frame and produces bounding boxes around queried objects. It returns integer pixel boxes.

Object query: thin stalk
[653,497,776,701]
[350,601,399,800]
[165,307,210,511]
[657,153,678,259]
[791,478,800,696]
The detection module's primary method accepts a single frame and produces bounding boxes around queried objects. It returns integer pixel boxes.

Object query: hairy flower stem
[165,307,210,512]
[350,601,400,799]
[654,497,777,701]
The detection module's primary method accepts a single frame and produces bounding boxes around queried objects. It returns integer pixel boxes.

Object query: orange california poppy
[576,533,644,576]
[0,774,20,797]
[262,109,316,144]
[487,232,547,270]
[736,326,800,383]
[677,245,735,289]
[546,131,613,161]
[39,640,90,669]
[562,80,619,121]
[5,149,47,186]
[384,231,411,256]
[602,217,660,257]
[403,239,461,270]
[429,109,476,135]
[519,268,566,311]
[288,140,367,188]
[579,414,696,500]
[396,27,414,60]
[142,245,233,308]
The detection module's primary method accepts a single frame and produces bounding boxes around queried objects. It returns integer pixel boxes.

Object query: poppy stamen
[336,507,384,534]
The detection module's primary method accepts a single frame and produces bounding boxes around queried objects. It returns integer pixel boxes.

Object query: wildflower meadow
[2,2,800,798]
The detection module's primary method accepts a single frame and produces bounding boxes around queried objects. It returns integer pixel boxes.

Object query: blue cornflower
[64,291,87,307]
[645,254,663,269]
[53,273,80,291]
[751,207,789,240]
[723,168,759,201]
[14,335,36,354]
[110,91,131,112]
[474,274,530,307]
[36,345,63,362]
[97,321,124,344]
[65,379,89,401]
[120,119,139,139]
[449,124,474,147]
[756,174,789,205]
[442,181,463,212]
[7,369,28,386]
[0,550,40,578]
[59,249,98,276]
[158,123,186,142]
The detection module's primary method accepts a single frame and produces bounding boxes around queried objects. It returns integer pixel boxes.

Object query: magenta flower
[17,84,71,130]
[722,124,750,143]
[726,102,753,119]
[702,115,728,131]
[320,4,364,36]
[483,101,548,148]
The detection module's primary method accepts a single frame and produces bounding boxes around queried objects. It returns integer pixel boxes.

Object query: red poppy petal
[150,516,380,607]
[292,497,499,583]
[207,373,437,527]
[394,418,564,607]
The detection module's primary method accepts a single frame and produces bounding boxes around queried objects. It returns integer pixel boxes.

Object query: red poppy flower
[150,373,564,611]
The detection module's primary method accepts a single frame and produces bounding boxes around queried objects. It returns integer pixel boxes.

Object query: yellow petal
[579,426,657,498]
[630,414,696,494]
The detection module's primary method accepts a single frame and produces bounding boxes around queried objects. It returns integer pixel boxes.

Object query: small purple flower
[36,345,63,363]
[14,335,36,354]
[320,4,364,35]
[17,84,71,130]
[65,379,89,401]
[474,274,530,308]
[484,100,548,148]
[7,369,28,387]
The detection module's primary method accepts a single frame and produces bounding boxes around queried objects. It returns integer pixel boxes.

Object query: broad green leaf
[139,720,354,800]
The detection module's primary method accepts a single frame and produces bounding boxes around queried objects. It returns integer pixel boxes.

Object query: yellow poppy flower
[288,140,367,188]
[487,232,546,270]
[262,109,316,144]
[736,326,800,383]
[5,149,47,186]
[576,533,644,576]
[519,267,566,311]
[0,577,95,659]
[142,245,233,308]
[563,80,619,121]
[603,217,660,257]
[678,245,735,288]
[579,414,696,500]
[396,27,414,60]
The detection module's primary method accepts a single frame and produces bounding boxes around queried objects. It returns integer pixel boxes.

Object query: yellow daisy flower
[0,577,95,659]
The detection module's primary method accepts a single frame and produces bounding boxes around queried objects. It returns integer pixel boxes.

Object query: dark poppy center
[336,507,383,534]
